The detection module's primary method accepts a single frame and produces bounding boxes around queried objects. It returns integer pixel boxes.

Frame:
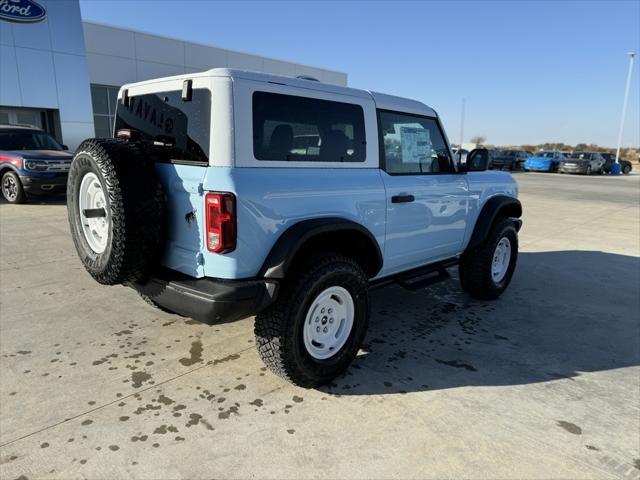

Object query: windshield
[0,130,64,151]
[503,150,519,156]
[569,152,592,160]
[538,151,556,158]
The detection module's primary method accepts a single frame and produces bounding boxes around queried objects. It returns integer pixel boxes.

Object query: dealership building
[0,0,347,149]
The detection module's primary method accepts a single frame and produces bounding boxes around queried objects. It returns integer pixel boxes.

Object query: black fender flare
[466,195,522,251]
[258,217,383,279]
[0,163,20,176]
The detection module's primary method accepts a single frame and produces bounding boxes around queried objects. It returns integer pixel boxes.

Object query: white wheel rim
[303,286,355,360]
[78,172,109,254]
[491,237,511,283]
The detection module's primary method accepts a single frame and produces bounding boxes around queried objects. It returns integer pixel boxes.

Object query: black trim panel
[466,195,522,251]
[258,217,383,279]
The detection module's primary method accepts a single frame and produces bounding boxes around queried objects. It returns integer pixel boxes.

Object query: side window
[378,111,453,174]
[252,91,366,162]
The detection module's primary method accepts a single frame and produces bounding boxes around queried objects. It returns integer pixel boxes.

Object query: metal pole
[459,98,466,149]
[614,51,636,173]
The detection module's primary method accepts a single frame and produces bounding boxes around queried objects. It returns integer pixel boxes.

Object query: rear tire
[255,254,369,388]
[623,165,631,174]
[459,219,518,300]
[1,171,26,204]
[67,138,166,285]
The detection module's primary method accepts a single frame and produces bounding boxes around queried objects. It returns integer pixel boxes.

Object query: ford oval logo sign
[0,0,46,23]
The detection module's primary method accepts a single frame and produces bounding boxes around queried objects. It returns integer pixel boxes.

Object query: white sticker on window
[400,127,432,163]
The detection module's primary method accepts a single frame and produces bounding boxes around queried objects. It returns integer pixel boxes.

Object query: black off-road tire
[254,254,369,388]
[67,138,166,285]
[623,165,631,174]
[459,219,518,300]
[1,171,26,204]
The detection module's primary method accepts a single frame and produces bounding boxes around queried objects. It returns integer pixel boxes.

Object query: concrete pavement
[1,172,639,479]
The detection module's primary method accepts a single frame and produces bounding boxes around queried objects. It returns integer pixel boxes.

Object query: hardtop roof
[120,68,437,118]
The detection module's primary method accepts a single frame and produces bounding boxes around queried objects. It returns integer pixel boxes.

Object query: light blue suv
[66,69,522,387]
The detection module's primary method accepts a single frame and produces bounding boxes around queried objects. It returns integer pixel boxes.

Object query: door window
[378,111,453,174]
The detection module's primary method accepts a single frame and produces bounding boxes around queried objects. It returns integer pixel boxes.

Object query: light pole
[459,98,466,149]
[613,51,636,175]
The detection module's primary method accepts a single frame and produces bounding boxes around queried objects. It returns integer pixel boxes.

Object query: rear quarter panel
[201,167,387,279]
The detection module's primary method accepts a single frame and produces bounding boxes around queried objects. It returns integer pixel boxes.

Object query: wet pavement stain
[287,429,295,434]
[179,340,203,366]
[186,413,215,430]
[234,384,246,391]
[292,395,303,403]
[249,399,263,407]
[153,425,178,434]
[131,435,148,442]
[131,371,152,388]
[108,445,120,451]
[586,445,600,451]
[209,353,241,366]
[633,459,640,470]
[217,406,239,420]
[435,359,478,372]
[80,419,93,426]
[157,394,174,405]
[557,420,582,435]
[40,442,49,448]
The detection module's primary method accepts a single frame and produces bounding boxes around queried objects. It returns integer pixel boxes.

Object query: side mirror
[466,148,489,172]
[62,144,69,150]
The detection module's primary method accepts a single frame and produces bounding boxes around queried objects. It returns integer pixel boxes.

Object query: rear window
[114,89,210,164]
[252,91,366,162]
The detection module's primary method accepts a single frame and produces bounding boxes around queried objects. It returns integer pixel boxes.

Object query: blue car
[524,150,566,172]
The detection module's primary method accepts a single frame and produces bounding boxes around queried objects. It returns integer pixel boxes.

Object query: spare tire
[67,138,166,285]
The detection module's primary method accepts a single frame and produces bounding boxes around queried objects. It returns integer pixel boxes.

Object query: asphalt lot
[1,172,639,480]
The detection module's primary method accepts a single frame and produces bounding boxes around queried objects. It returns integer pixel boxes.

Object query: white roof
[122,68,438,117]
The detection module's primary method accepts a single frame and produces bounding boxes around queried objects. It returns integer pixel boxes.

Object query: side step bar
[370,258,458,291]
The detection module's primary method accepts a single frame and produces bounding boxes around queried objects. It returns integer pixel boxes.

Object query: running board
[370,258,458,291]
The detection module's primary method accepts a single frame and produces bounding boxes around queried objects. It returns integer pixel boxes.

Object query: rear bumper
[132,270,279,324]
[19,173,67,195]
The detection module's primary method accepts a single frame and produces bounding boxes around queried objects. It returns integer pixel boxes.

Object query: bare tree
[470,136,486,146]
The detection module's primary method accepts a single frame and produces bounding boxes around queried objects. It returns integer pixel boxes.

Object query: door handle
[391,194,415,203]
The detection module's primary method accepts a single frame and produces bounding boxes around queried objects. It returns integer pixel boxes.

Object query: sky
[78,0,640,147]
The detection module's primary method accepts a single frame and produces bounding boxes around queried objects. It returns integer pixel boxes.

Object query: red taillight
[205,192,236,253]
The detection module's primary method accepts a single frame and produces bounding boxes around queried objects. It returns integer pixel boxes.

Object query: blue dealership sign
[0,0,46,23]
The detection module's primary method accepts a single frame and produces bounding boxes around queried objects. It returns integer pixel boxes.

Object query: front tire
[255,254,369,388]
[1,171,26,204]
[586,165,592,175]
[459,219,518,300]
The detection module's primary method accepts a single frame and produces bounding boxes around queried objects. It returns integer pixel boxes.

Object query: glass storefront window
[90,84,120,138]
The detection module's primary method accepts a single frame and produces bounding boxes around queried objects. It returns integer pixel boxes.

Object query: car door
[377,109,469,276]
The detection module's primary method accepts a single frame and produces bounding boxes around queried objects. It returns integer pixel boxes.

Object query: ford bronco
[67,69,522,387]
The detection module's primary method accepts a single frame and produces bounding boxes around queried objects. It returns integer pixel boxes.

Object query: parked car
[523,150,565,172]
[0,124,72,203]
[600,153,633,174]
[66,68,522,388]
[491,150,533,170]
[558,152,605,175]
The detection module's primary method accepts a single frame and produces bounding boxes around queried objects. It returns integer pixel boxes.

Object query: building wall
[1,2,347,149]
[0,0,94,149]
[82,21,348,88]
